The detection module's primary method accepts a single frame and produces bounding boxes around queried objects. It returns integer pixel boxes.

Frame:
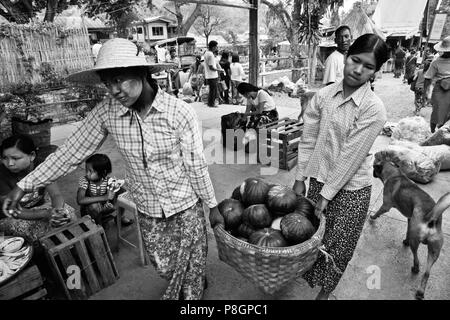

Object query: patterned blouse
[296,81,387,201]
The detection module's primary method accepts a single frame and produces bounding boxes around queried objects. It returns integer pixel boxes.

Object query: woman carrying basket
[292,34,389,300]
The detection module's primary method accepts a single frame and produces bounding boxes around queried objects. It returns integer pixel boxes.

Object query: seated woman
[0,134,75,243]
[237,82,279,129]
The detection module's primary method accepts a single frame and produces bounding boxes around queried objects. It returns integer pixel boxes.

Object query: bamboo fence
[0,22,94,90]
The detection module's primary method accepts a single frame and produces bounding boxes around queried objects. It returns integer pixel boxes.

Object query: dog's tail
[426,192,450,227]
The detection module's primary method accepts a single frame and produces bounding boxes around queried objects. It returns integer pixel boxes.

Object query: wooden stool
[39,216,119,300]
[0,263,47,300]
[116,191,148,267]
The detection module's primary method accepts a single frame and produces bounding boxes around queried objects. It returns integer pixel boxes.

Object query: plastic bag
[375,145,441,184]
[182,82,194,96]
[420,124,450,147]
[391,140,450,170]
[391,116,432,144]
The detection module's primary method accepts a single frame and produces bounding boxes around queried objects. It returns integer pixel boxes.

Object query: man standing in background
[322,25,352,86]
[204,40,223,108]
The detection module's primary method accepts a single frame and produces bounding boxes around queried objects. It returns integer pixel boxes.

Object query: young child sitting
[77,154,133,226]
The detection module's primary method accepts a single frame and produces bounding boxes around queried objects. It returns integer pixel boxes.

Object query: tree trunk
[310,43,319,84]
[291,0,303,70]
[181,3,202,36]
[44,0,59,22]
[174,2,184,36]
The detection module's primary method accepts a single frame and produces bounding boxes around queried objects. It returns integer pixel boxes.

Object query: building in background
[127,16,178,46]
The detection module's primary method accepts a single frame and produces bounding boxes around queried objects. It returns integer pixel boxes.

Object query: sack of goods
[391,116,432,144]
[375,144,441,184]
[182,82,194,97]
[421,120,450,147]
[391,140,450,170]
[213,177,325,294]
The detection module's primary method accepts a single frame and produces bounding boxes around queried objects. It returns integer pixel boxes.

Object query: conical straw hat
[434,36,450,53]
[66,38,176,84]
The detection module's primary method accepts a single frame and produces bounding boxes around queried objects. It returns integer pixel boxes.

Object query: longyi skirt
[302,178,371,293]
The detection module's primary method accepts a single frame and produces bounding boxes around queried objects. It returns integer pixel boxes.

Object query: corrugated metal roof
[130,16,177,26]
[143,16,175,24]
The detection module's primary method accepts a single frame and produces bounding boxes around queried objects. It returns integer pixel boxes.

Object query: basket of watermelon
[213,177,326,295]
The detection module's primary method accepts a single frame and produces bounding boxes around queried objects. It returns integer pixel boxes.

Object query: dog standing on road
[371,160,450,300]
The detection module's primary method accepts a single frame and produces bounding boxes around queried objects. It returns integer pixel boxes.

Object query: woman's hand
[209,206,224,229]
[293,180,306,196]
[314,196,329,218]
[9,205,31,219]
[2,186,25,217]
[9,207,23,219]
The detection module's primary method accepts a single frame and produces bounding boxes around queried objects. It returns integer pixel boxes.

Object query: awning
[154,36,195,47]
[372,0,428,39]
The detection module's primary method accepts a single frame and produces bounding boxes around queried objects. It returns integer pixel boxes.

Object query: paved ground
[48,73,450,300]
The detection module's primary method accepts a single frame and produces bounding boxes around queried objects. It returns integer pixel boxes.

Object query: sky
[343,0,360,13]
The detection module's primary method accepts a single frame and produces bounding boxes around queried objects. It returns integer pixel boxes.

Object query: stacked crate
[0,264,47,300]
[39,216,119,300]
[258,118,304,171]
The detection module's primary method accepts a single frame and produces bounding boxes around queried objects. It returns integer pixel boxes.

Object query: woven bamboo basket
[213,209,326,295]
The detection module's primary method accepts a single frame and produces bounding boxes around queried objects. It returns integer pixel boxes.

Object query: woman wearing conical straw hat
[2,38,222,300]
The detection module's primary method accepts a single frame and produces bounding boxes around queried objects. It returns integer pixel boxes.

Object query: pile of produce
[0,237,32,283]
[218,177,319,248]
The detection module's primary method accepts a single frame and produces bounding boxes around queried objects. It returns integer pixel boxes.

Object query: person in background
[0,134,75,243]
[412,59,431,115]
[2,38,220,300]
[423,47,432,62]
[219,51,231,104]
[394,45,406,78]
[323,25,352,86]
[204,40,224,108]
[77,153,133,227]
[230,53,246,104]
[404,48,418,84]
[166,48,181,97]
[237,82,278,129]
[293,33,389,300]
[91,39,102,64]
[188,54,205,101]
[424,35,450,133]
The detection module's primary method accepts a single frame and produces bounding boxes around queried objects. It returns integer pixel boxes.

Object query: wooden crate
[0,264,47,300]
[259,118,303,171]
[39,216,119,300]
